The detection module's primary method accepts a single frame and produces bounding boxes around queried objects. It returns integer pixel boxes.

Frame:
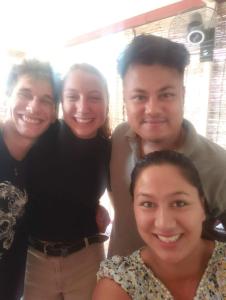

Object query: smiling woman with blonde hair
[93,150,226,300]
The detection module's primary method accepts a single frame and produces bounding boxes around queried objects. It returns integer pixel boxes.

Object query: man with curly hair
[0,59,58,299]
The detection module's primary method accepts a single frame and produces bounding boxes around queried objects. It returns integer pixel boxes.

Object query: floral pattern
[0,181,28,258]
[97,242,226,299]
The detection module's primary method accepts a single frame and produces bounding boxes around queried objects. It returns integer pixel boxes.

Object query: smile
[21,115,41,124]
[73,116,94,124]
[156,234,181,243]
[143,119,166,124]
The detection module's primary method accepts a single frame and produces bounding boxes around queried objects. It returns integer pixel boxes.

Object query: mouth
[73,116,95,124]
[143,118,166,124]
[155,234,181,243]
[20,115,42,125]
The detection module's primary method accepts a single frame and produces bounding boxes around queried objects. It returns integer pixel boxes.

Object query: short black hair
[6,59,61,104]
[118,34,190,78]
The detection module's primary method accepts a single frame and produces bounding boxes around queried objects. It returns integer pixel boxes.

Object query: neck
[142,240,214,282]
[140,128,185,157]
[3,121,34,160]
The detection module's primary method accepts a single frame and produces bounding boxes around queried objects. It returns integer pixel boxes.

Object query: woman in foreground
[93,150,226,300]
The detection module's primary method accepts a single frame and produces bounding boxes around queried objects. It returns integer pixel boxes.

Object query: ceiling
[0,0,180,54]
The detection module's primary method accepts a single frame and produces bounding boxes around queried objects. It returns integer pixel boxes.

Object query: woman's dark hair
[118,34,190,78]
[62,63,111,138]
[130,150,225,241]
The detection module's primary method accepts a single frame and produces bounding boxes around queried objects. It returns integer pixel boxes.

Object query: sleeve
[97,255,134,296]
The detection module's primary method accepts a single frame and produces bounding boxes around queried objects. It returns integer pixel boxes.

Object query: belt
[29,234,108,257]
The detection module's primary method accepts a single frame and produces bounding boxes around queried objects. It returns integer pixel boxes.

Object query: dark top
[27,120,111,242]
[0,132,28,300]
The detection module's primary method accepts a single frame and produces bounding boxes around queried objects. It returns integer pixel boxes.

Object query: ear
[182,86,185,107]
[200,196,207,222]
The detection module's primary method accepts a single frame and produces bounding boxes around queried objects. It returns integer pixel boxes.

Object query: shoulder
[184,119,226,164]
[98,251,142,280]
[97,251,147,294]
[203,242,226,297]
[213,241,226,262]
[112,122,130,140]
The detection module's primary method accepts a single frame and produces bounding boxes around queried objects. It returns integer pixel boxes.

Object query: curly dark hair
[118,34,190,78]
[6,59,61,104]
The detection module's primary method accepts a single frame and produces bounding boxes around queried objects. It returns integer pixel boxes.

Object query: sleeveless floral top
[97,242,226,299]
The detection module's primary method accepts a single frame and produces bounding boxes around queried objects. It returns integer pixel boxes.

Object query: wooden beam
[66,0,205,47]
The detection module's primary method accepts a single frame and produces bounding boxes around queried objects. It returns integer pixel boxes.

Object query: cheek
[95,104,107,120]
[126,105,140,122]
[134,209,152,232]
[62,102,74,116]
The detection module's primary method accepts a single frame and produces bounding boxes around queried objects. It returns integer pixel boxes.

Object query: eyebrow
[136,191,190,197]
[18,88,53,100]
[18,88,32,93]
[130,85,176,93]
[63,88,102,94]
[158,85,176,92]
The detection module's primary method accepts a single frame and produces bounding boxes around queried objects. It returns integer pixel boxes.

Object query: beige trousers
[24,243,105,300]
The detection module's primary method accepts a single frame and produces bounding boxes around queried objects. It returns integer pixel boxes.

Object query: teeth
[157,234,180,243]
[74,117,93,124]
[144,119,165,123]
[22,116,40,124]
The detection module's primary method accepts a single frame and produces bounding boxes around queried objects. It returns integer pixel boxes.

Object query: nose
[145,96,160,115]
[154,206,176,231]
[26,96,40,114]
[76,97,90,113]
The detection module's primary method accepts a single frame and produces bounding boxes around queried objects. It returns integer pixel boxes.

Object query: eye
[131,94,147,102]
[88,95,103,102]
[159,92,175,101]
[172,200,187,208]
[18,91,32,100]
[40,96,54,106]
[64,94,79,101]
[141,201,156,208]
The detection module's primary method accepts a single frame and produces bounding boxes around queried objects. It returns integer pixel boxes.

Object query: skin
[92,277,131,300]
[3,75,56,160]
[123,63,185,154]
[93,164,214,300]
[62,69,108,139]
[133,164,214,299]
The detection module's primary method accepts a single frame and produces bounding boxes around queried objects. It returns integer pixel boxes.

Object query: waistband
[29,234,108,257]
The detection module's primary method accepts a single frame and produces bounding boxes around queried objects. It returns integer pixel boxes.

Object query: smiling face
[62,69,108,139]
[133,164,206,265]
[10,74,56,140]
[124,64,184,149]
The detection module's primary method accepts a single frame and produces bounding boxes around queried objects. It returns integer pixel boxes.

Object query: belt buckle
[43,242,69,257]
[43,242,51,256]
[60,247,69,257]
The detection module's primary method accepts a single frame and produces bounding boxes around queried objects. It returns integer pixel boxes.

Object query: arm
[96,205,111,233]
[92,278,131,300]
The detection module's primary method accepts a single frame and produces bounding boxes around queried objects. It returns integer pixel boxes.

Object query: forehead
[123,63,183,90]
[135,164,194,192]
[13,74,54,96]
[64,69,105,91]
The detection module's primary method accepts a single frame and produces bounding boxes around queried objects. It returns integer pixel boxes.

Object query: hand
[96,205,111,233]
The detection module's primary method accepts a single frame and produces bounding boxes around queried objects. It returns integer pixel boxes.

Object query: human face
[62,69,108,139]
[133,164,206,265]
[123,64,184,148]
[10,75,56,140]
